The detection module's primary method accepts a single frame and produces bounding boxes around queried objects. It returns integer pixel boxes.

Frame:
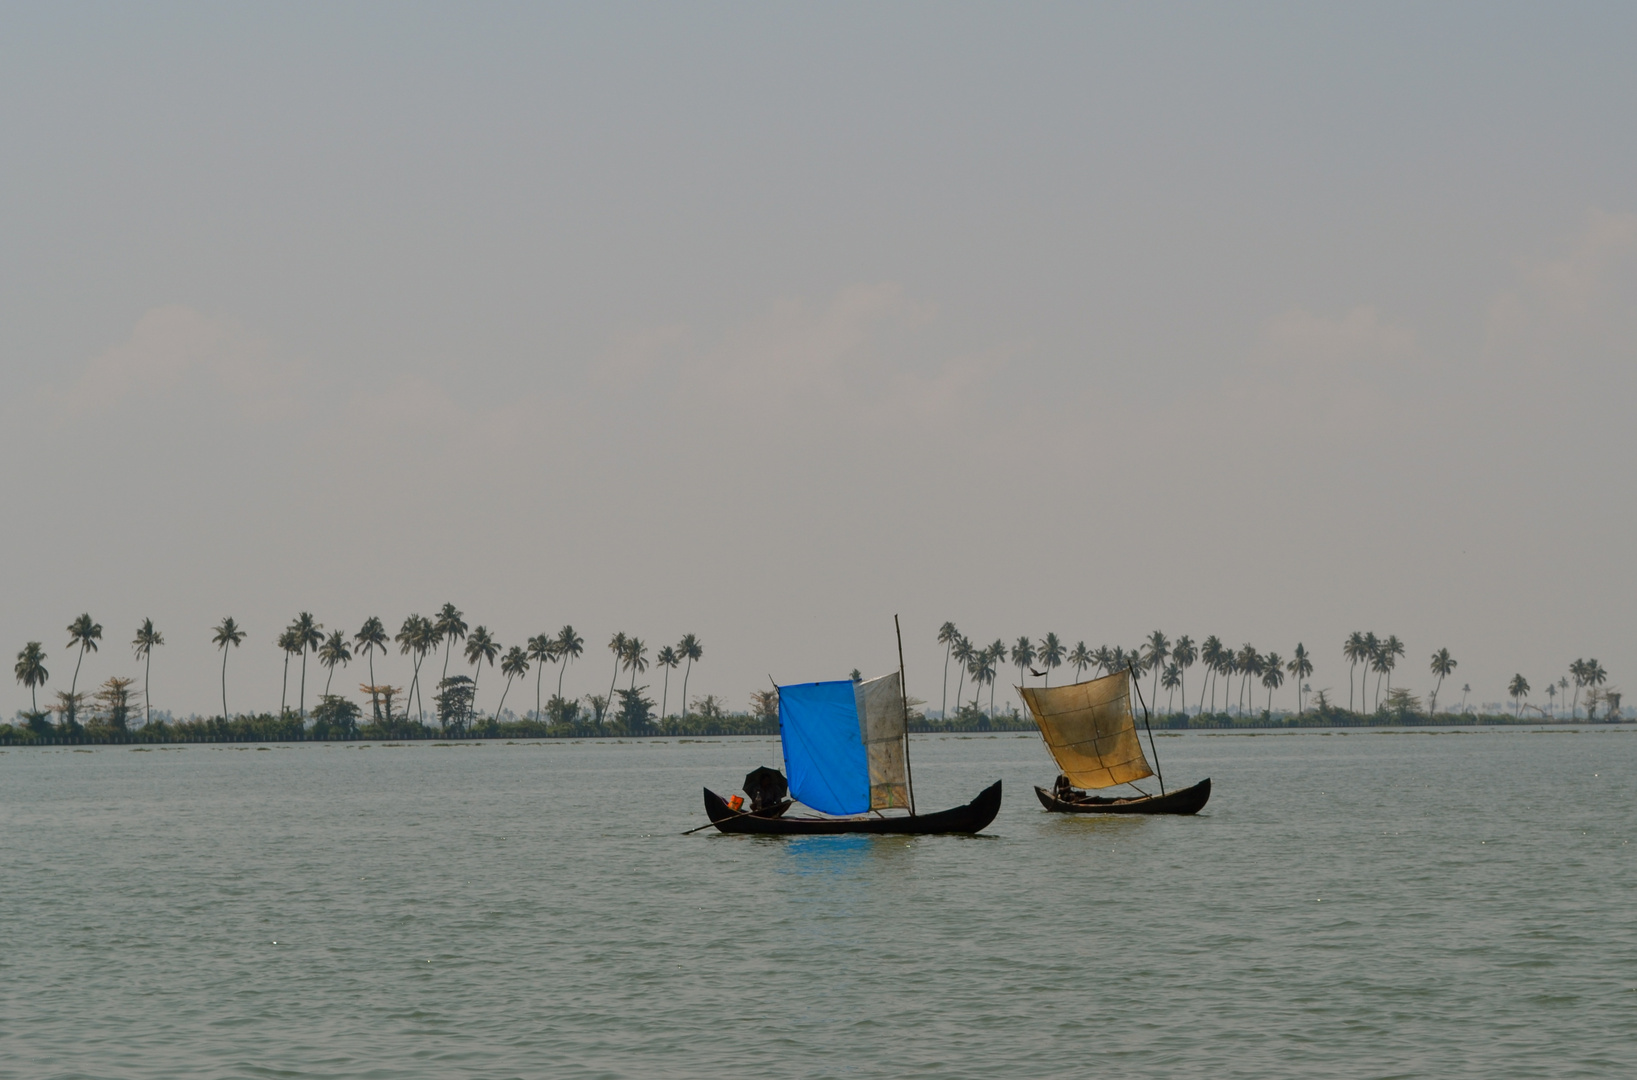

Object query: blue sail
[778,680,870,815]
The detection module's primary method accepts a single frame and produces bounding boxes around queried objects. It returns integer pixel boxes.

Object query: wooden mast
[896,614,917,816]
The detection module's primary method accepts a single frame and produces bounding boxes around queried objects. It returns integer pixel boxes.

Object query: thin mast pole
[1128,662,1166,795]
[896,614,916,816]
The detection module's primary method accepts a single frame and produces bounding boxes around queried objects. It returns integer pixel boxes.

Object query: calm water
[1,728,1632,1079]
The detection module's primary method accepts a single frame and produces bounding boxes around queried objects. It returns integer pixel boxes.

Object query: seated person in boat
[1053,774,1085,802]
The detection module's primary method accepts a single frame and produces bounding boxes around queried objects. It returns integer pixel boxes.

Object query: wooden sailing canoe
[702,780,1002,835]
[1033,777,1211,815]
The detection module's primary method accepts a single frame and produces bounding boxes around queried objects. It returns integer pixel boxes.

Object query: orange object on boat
[727,795,744,811]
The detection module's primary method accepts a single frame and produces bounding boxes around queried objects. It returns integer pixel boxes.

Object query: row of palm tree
[1508,658,1612,718]
[932,624,1620,719]
[14,608,703,729]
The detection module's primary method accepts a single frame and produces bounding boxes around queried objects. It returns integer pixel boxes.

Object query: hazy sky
[4,3,1634,718]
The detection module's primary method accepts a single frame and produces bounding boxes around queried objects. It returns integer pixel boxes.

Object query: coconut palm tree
[1198,636,1224,713]
[606,632,629,710]
[132,618,163,726]
[1036,633,1065,687]
[1382,635,1405,699]
[1261,652,1284,712]
[1160,663,1182,712]
[1234,644,1259,715]
[290,612,324,718]
[1142,630,1170,706]
[936,622,960,719]
[1557,676,1570,718]
[1545,681,1557,718]
[555,625,584,700]
[14,642,48,714]
[1343,631,1368,712]
[1287,644,1313,714]
[677,633,702,719]
[211,617,245,720]
[464,626,499,724]
[434,603,468,689]
[527,633,557,722]
[1170,635,1195,712]
[1011,636,1037,691]
[353,617,389,721]
[494,645,529,721]
[985,639,1007,714]
[623,636,649,691]
[655,645,680,719]
[319,629,352,697]
[1509,673,1530,717]
[276,628,299,715]
[1092,645,1113,677]
[1069,641,1092,683]
[1218,651,1238,713]
[64,613,103,727]
[1568,659,1588,718]
[951,635,975,709]
[397,615,427,721]
[968,645,999,716]
[1460,683,1471,713]
[1428,648,1457,714]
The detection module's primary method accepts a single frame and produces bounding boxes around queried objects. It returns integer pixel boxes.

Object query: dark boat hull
[1034,777,1211,815]
[703,780,1002,835]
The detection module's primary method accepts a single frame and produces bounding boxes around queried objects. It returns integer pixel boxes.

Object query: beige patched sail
[1018,670,1153,790]
[855,672,912,809]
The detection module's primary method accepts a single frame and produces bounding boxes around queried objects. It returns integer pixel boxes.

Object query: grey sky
[4,3,1633,717]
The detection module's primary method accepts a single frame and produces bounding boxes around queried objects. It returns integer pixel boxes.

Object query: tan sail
[856,671,912,810]
[1017,670,1153,790]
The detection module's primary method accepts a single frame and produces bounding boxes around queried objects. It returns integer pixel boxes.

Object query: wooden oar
[681,800,791,835]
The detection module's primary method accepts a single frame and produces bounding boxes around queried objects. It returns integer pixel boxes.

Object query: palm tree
[1557,676,1571,718]
[1036,633,1065,688]
[936,622,960,719]
[276,628,299,715]
[1069,641,1092,683]
[353,617,389,721]
[555,625,584,700]
[1287,644,1313,714]
[1170,635,1195,713]
[1235,643,1259,715]
[527,634,557,722]
[494,645,529,721]
[1509,673,1530,717]
[319,629,352,697]
[1545,681,1557,718]
[64,613,103,727]
[1261,652,1284,712]
[14,642,48,713]
[655,645,680,719]
[211,617,245,720]
[951,635,974,709]
[677,633,703,719]
[623,636,649,691]
[1198,636,1224,713]
[1568,659,1588,718]
[1428,648,1456,714]
[1092,645,1114,677]
[606,632,629,710]
[986,639,1007,714]
[1343,631,1368,711]
[290,612,324,718]
[464,626,499,724]
[1382,635,1405,700]
[397,615,426,721]
[968,646,998,716]
[434,603,468,689]
[1460,683,1471,713]
[132,618,163,727]
[1142,631,1170,707]
[1160,663,1181,712]
[1011,636,1036,691]
[1218,651,1238,714]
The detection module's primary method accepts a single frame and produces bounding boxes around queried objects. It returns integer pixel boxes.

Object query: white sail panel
[855,672,911,810]
[1018,671,1153,790]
